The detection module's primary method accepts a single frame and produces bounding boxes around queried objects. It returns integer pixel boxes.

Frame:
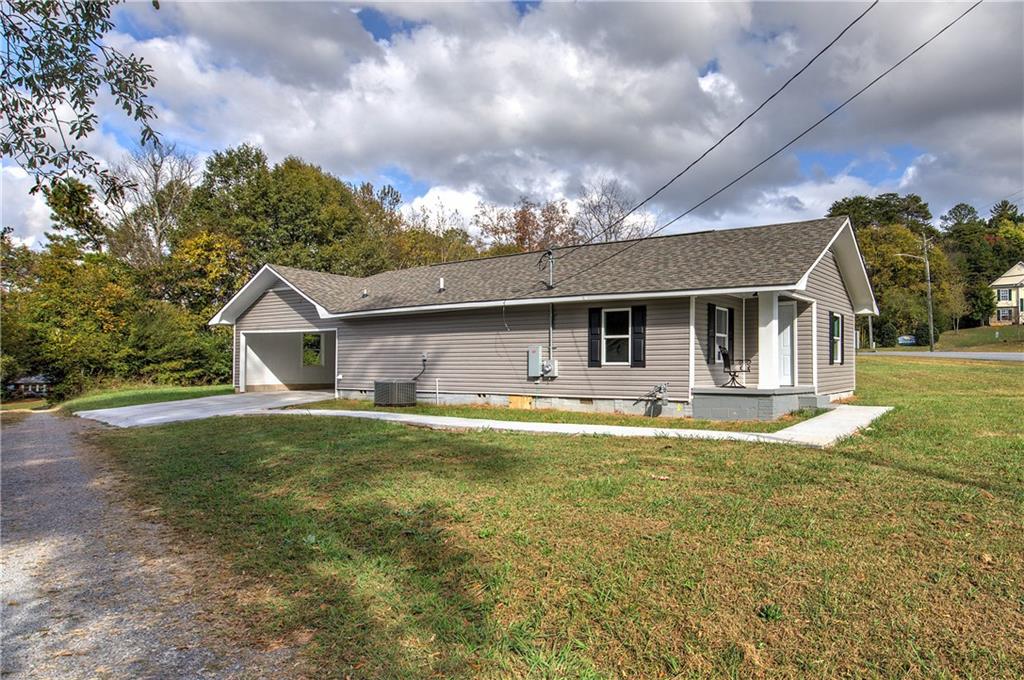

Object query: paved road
[0,414,304,679]
[867,351,1024,362]
[75,390,331,427]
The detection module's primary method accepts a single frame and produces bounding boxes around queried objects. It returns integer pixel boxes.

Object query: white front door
[778,303,796,386]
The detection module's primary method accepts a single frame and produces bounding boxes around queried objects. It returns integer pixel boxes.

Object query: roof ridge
[408,215,848,271]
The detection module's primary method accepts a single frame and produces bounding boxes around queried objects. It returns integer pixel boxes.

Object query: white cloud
[3,1,1021,245]
[2,166,51,248]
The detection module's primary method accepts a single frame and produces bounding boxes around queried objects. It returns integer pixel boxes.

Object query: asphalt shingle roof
[270,216,847,315]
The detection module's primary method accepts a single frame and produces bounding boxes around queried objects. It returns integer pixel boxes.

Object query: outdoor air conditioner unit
[374,380,417,406]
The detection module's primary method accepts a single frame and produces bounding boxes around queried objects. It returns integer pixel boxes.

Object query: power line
[558,0,879,258]
[547,0,984,292]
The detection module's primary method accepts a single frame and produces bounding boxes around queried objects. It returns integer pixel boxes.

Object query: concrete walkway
[867,350,1023,362]
[75,390,331,427]
[74,392,892,448]
[258,404,893,449]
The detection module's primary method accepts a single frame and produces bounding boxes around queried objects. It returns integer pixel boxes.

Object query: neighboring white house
[990,261,1024,325]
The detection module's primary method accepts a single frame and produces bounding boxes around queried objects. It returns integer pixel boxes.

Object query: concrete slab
[75,390,331,428]
[256,403,893,448]
[767,405,893,447]
[75,390,892,448]
[261,408,785,444]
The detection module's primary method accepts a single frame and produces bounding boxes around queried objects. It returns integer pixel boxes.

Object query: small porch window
[302,333,324,366]
[829,313,843,365]
[601,309,631,365]
[714,306,729,363]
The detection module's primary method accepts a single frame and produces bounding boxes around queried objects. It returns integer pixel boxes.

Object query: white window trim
[301,332,325,367]
[830,313,843,364]
[997,308,1012,321]
[601,308,631,366]
[997,288,1011,301]
[714,305,729,364]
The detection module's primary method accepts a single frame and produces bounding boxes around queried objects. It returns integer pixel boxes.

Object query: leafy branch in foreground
[1,0,159,199]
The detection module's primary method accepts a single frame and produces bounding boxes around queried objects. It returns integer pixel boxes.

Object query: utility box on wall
[527,345,558,379]
[527,345,543,378]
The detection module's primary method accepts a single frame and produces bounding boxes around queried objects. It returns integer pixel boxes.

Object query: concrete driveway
[867,351,1023,362]
[75,390,331,428]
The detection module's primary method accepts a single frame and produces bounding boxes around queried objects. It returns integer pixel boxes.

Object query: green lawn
[296,398,824,433]
[91,357,1024,678]
[869,324,1024,352]
[0,398,47,411]
[60,384,233,413]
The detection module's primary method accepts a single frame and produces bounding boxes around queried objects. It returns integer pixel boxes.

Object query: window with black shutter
[706,303,716,365]
[630,305,646,367]
[829,312,842,365]
[588,307,602,367]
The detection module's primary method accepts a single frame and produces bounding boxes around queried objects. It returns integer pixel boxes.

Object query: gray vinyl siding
[233,288,339,389]
[806,249,856,394]
[742,298,759,385]
[791,298,813,386]
[694,296,746,387]
[336,298,692,402]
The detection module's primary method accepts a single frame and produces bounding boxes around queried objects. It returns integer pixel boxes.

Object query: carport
[239,329,336,392]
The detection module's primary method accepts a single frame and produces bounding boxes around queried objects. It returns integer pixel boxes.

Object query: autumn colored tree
[473,196,575,254]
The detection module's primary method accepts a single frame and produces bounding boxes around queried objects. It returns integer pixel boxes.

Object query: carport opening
[243,330,336,392]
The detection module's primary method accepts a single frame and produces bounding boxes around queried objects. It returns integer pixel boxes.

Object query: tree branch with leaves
[1,0,160,199]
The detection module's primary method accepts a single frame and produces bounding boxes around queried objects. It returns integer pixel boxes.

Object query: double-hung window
[997,288,1011,302]
[302,333,324,366]
[997,308,1012,322]
[829,313,843,364]
[601,309,631,365]
[714,306,729,363]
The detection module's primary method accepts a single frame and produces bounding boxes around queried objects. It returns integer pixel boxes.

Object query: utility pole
[897,233,936,352]
[922,232,935,352]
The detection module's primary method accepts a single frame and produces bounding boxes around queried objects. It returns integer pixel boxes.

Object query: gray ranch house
[209,216,877,420]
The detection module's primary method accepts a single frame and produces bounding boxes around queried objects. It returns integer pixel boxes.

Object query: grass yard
[60,384,233,413]
[92,356,1024,678]
[296,398,825,433]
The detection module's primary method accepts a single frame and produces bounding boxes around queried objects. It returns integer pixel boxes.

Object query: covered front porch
[690,290,829,421]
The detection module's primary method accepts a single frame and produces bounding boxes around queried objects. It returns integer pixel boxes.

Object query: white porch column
[757,292,780,389]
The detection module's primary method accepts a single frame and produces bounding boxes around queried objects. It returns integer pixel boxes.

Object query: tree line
[1,143,656,398]
[827,193,1023,346]
[4,143,1021,398]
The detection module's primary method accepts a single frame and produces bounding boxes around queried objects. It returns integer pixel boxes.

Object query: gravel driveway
[1,414,304,679]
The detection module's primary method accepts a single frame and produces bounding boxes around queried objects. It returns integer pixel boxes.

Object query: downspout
[548,304,555,359]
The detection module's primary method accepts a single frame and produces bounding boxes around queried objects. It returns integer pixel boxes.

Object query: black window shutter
[706,303,716,365]
[828,312,835,365]
[630,305,646,368]
[727,307,735,358]
[588,307,602,368]
[839,314,845,365]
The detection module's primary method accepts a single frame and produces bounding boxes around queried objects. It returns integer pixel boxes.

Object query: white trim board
[209,264,332,325]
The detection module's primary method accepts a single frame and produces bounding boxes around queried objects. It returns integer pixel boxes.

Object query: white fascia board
[320,284,799,320]
[795,218,879,316]
[208,264,331,325]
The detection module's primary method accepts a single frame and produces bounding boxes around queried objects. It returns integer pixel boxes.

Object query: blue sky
[4,1,1022,246]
